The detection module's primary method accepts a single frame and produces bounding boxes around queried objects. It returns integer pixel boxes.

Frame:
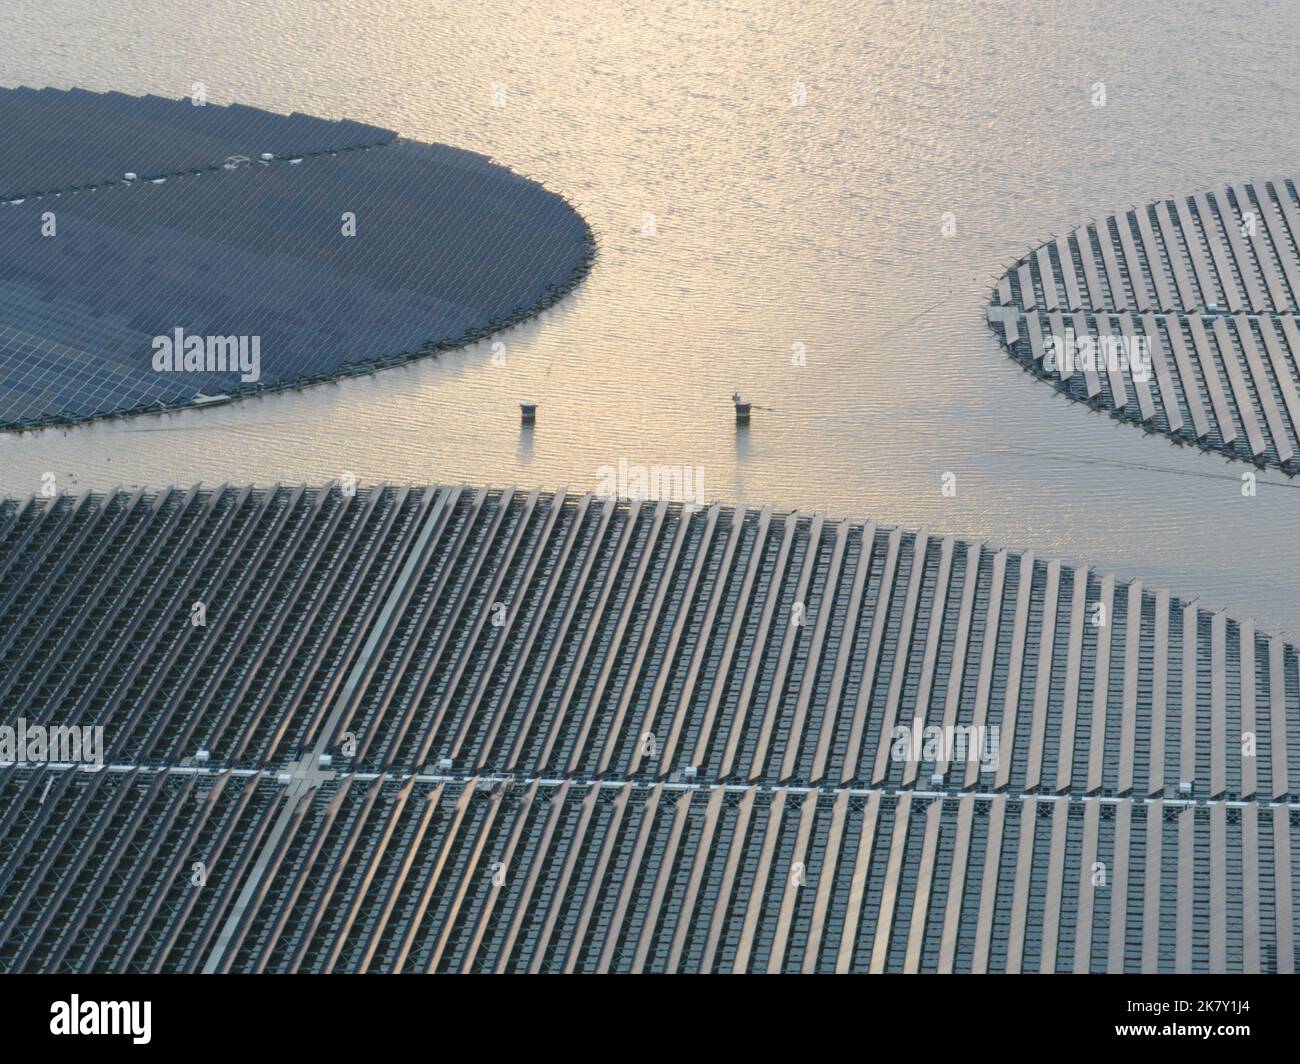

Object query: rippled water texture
[3,0,1300,635]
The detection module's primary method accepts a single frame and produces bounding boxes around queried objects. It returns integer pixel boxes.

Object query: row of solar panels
[0,85,394,199]
[991,307,1300,469]
[2,484,1297,797]
[0,766,1292,973]
[998,180,1300,317]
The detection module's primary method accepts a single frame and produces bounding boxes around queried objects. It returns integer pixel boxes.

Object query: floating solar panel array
[0,87,594,430]
[0,483,1296,972]
[989,177,1300,472]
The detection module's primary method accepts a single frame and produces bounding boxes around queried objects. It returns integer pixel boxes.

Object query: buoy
[732,391,751,426]
[520,401,537,425]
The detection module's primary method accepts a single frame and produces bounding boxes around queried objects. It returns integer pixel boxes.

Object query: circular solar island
[0,86,595,430]
[988,175,1300,474]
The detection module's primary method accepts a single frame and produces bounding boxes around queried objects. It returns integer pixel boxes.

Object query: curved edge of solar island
[0,86,595,431]
[988,174,1300,474]
[1,482,1296,973]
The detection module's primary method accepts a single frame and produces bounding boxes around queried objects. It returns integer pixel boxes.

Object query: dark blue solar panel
[0,86,394,198]
[0,88,594,429]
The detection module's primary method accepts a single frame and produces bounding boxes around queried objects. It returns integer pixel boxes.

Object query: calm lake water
[3,0,1300,635]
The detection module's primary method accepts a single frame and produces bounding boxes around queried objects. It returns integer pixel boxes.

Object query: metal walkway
[0,483,1296,971]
